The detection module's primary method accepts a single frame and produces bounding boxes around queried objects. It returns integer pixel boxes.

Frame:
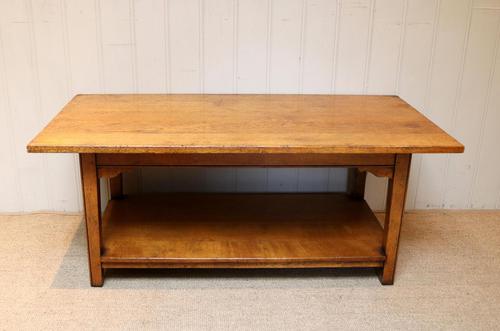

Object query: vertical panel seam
[362,0,375,94]
[441,0,474,207]
[61,1,74,94]
[198,0,207,187]
[298,0,307,93]
[164,0,171,92]
[412,0,441,209]
[26,0,52,211]
[95,0,105,91]
[266,0,273,93]
[199,0,205,93]
[233,0,239,93]
[130,0,139,93]
[395,0,408,94]
[61,0,83,212]
[468,14,500,208]
[264,0,273,187]
[330,0,342,190]
[329,0,340,93]
[229,0,239,184]
[331,0,342,93]
[129,0,142,193]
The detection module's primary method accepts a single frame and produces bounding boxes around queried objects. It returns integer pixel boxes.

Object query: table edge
[26,144,465,154]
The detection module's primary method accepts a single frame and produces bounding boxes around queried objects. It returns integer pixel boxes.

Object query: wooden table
[28,94,463,286]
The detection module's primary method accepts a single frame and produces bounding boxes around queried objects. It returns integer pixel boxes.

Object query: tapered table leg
[379,154,411,285]
[109,173,123,199]
[80,153,104,287]
[347,168,367,199]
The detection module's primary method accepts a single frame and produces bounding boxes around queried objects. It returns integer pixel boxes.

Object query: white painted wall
[1,0,500,212]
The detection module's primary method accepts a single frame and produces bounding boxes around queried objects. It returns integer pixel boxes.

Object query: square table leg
[379,154,411,285]
[109,173,123,199]
[79,153,104,287]
[347,168,367,199]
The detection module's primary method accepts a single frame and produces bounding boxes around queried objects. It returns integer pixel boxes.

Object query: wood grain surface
[27,94,463,154]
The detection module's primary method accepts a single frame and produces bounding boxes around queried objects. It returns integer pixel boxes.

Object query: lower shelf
[100,193,385,268]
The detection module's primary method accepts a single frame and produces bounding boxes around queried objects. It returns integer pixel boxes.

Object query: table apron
[95,153,396,167]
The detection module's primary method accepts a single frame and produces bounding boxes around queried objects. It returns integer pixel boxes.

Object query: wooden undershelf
[101,193,385,268]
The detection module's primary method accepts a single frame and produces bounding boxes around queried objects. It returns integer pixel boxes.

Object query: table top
[27,94,463,154]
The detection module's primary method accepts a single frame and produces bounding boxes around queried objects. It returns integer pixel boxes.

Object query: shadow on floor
[51,221,381,289]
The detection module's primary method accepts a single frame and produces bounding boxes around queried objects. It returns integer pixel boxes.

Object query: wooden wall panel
[301,0,337,93]
[414,0,471,209]
[1,0,500,212]
[235,0,268,93]
[328,168,348,192]
[99,0,135,93]
[444,7,500,208]
[65,0,102,93]
[31,0,80,212]
[134,0,168,92]
[268,168,300,192]
[269,0,303,93]
[366,0,405,94]
[0,0,49,211]
[298,168,329,192]
[203,0,235,93]
[168,0,201,92]
[0,30,22,211]
[471,38,500,208]
[398,0,439,210]
[236,168,268,192]
[334,0,371,93]
[204,167,236,192]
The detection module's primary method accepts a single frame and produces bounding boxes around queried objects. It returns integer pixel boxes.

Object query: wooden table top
[27,94,463,154]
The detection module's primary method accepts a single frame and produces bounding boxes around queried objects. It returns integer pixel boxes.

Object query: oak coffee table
[28,94,463,286]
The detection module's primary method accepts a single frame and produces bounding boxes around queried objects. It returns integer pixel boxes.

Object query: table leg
[379,154,411,285]
[79,153,104,287]
[347,168,367,199]
[109,173,123,199]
